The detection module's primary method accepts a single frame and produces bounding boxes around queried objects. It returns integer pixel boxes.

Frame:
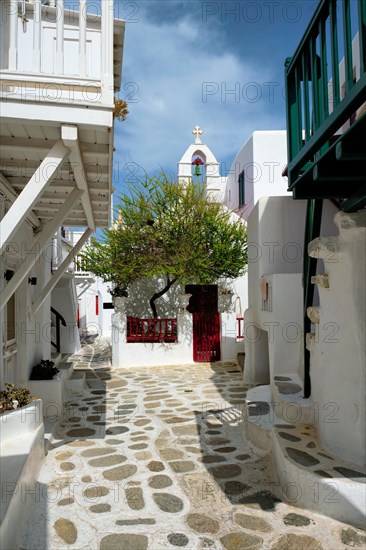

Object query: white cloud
[113,12,285,191]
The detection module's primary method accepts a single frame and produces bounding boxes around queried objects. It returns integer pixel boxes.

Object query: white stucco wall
[0,209,53,387]
[127,278,184,319]
[51,276,80,354]
[308,210,366,465]
[112,312,193,368]
[79,284,99,336]
[221,311,244,360]
[97,279,114,338]
[243,196,338,386]
[224,131,289,220]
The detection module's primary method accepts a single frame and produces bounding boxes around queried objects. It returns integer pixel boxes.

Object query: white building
[241,11,366,528]
[0,0,124,384]
[224,130,288,221]
[0,2,124,546]
[112,127,247,367]
[220,130,290,315]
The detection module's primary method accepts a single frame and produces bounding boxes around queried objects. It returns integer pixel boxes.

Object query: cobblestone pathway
[19,340,366,550]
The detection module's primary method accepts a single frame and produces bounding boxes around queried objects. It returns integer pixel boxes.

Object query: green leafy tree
[81,175,247,317]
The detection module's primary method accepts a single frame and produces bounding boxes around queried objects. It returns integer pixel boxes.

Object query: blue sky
[112,0,320,196]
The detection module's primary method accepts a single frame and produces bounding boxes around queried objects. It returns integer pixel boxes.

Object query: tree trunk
[149,276,178,318]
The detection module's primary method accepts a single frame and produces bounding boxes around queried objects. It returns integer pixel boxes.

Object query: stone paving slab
[18,339,366,550]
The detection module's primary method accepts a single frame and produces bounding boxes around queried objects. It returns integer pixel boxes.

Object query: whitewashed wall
[51,277,80,354]
[224,131,289,220]
[308,210,366,465]
[112,312,193,368]
[243,196,338,386]
[77,283,99,336]
[127,277,184,319]
[0,207,53,387]
[97,279,114,338]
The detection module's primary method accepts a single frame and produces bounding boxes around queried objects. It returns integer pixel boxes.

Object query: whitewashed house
[0,0,124,385]
[223,130,288,221]
[241,2,366,529]
[71,227,115,340]
[222,130,289,315]
[0,2,124,545]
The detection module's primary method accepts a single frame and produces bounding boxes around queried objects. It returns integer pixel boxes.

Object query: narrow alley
[18,340,363,550]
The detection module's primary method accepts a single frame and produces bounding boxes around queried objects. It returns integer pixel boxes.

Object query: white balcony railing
[0,0,117,105]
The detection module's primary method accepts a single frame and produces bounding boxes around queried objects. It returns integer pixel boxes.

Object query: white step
[64,371,86,391]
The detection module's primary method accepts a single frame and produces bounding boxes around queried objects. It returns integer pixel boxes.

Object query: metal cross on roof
[192,125,203,144]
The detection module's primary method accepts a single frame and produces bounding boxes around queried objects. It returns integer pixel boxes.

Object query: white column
[33,0,42,72]
[79,0,87,76]
[101,0,114,104]
[101,0,107,76]
[61,125,95,230]
[8,0,18,70]
[56,0,64,74]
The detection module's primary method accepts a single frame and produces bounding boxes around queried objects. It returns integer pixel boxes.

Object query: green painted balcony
[285,0,366,212]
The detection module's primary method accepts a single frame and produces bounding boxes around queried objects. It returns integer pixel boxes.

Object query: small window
[238,170,245,207]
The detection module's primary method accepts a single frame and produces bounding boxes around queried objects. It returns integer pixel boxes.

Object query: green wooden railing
[284,0,366,398]
[285,0,366,189]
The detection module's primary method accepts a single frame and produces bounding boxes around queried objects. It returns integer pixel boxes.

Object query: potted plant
[0,383,44,550]
[0,383,37,415]
[30,359,59,380]
[28,360,64,420]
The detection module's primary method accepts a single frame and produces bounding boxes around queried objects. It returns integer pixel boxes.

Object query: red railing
[237,317,244,341]
[127,317,178,343]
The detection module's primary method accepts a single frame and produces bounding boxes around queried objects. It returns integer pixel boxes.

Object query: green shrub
[30,359,59,380]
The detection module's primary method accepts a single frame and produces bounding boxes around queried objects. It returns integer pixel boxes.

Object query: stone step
[65,371,86,391]
[51,352,63,368]
[308,237,339,260]
[306,332,316,351]
[244,386,366,527]
[272,422,366,529]
[307,306,320,324]
[311,273,329,288]
[272,375,317,425]
[243,385,292,454]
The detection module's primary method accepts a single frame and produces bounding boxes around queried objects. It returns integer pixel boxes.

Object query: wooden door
[185,285,221,362]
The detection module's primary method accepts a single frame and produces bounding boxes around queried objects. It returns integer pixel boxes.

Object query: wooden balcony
[0,0,124,120]
[285,0,366,212]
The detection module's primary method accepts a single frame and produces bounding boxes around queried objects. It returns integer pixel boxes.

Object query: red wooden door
[185,285,221,362]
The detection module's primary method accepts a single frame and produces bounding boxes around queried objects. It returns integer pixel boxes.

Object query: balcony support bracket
[0,139,69,255]
[0,188,82,312]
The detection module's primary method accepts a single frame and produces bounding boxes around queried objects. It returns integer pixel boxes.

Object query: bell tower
[177,125,224,201]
